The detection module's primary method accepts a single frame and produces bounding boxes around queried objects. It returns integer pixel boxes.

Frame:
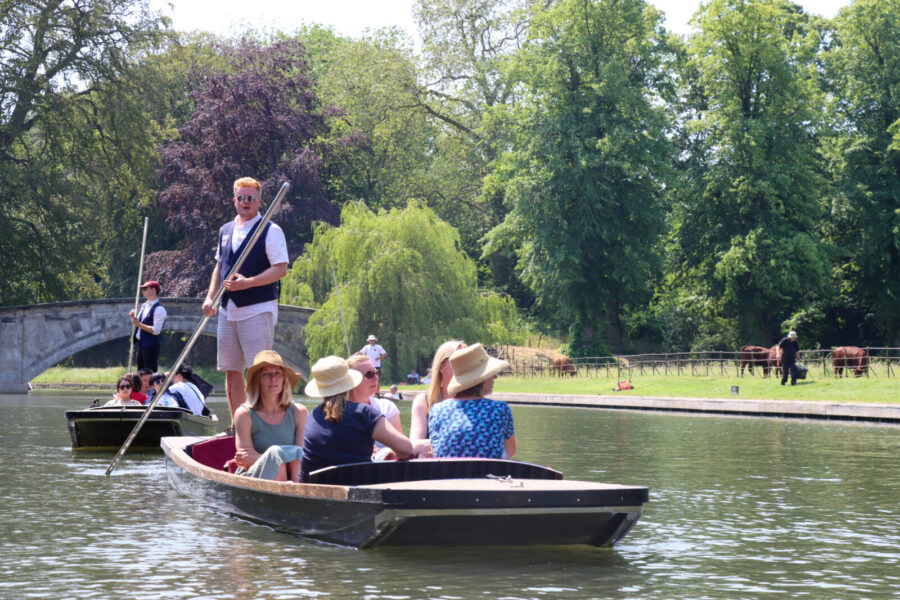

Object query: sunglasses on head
[118,384,132,390]
[236,194,257,203]
[363,370,378,379]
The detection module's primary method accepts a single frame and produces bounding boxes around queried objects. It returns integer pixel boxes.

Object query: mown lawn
[489,373,899,403]
[33,366,897,403]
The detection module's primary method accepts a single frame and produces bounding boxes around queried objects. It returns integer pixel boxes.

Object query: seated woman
[300,356,430,482]
[428,343,516,459]
[104,376,142,407]
[346,354,401,460]
[233,351,308,482]
[409,340,466,455]
[153,365,211,416]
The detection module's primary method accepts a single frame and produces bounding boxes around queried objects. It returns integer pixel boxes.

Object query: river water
[2,393,898,599]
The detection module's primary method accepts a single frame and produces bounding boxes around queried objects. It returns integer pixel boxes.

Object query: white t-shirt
[359,343,386,367]
[215,214,289,322]
[135,299,167,340]
[368,395,399,449]
[158,381,207,416]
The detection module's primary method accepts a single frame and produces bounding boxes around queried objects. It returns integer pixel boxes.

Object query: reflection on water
[1,394,899,599]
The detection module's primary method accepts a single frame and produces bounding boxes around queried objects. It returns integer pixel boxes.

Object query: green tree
[820,0,900,344]
[485,0,674,354]
[282,201,525,382]
[0,0,169,305]
[665,0,832,347]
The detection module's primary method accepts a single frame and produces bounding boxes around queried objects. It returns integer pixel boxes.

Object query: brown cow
[550,354,577,377]
[768,345,782,377]
[739,345,770,377]
[833,346,869,377]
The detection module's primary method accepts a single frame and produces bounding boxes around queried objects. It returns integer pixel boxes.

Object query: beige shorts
[216,312,275,372]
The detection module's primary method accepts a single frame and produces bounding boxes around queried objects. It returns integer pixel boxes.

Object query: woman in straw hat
[427,343,516,459]
[233,351,308,482]
[300,356,430,482]
[409,340,467,453]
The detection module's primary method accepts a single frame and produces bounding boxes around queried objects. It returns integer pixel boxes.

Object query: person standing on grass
[201,177,288,424]
[358,335,387,375]
[778,331,800,386]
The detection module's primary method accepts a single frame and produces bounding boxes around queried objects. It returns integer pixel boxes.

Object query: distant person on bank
[201,177,288,423]
[358,335,387,375]
[299,356,429,482]
[428,343,516,459]
[778,331,800,386]
[104,376,142,407]
[129,280,167,372]
[233,351,308,482]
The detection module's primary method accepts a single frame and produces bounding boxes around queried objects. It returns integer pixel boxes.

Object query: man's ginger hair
[233,177,261,195]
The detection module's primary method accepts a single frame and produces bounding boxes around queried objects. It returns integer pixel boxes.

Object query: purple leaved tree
[147,38,342,296]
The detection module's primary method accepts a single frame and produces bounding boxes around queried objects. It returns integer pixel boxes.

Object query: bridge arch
[0,298,315,393]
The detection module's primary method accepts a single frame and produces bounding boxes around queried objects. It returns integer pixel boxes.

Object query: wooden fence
[497,347,900,379]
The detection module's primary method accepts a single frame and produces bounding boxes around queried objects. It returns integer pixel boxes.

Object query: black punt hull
[162,436,647,548]
[66,407,217,450]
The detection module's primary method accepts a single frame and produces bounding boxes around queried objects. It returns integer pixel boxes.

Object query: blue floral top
[428,398,515,458]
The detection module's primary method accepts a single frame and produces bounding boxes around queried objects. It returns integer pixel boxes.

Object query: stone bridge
[0,298,316,393]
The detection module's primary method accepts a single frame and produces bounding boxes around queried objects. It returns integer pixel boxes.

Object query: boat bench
[307,458,562,486]
[188,435,236,471]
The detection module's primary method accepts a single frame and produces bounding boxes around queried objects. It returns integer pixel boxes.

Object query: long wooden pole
[331,266,351,357]
[126,217,150,373]
[106,183,291,476]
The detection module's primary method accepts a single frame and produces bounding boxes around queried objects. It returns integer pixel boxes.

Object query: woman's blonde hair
[322,392,349,423]
[427,340,465,411]
[346,354,370,368]
[245,367,293,410]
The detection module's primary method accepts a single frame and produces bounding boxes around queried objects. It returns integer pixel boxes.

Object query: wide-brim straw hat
[246,350,302,389]
[446,343,509,397]
[304,355,363,398]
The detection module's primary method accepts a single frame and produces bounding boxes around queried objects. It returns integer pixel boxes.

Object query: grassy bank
[491,373,898,403]
[33,367,896,403]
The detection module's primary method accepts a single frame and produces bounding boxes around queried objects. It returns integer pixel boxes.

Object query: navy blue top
[133,302,163,348]
[218,219,278,307]
[300,402,383,482]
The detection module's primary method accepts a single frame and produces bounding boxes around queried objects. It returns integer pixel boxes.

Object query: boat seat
[188,435,236,471]
[308,458,562,486]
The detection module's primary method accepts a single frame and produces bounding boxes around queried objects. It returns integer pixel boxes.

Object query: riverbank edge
[489,392,900,424]
[30,383,899,424]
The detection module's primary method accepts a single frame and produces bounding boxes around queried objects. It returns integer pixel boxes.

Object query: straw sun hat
[304,355,363,398]
[246,350,302,389]
[447,343,509,397]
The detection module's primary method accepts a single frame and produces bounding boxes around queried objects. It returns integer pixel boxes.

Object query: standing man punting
[202,177,289,422]
[129,280,167,372]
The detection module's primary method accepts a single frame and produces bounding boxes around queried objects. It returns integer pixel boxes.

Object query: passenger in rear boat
[233,351,308,482]
[103,376,142,407]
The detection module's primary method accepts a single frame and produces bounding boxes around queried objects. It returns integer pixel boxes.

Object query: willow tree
[282,201,524,382]
[666,0,832,347]
[484,0,674,354]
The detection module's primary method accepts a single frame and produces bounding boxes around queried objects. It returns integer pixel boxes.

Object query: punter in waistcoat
[129,280,167,372]
[202,177,289,423]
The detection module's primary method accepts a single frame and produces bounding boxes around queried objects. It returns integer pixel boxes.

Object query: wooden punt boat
[66,406,218,450]
[162,435,649,548]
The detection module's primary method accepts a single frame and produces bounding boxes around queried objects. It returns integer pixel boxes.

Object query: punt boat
[162,434,649,548]
[66,405,218,450]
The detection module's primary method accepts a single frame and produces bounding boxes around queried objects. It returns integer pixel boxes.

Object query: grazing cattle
[833,346,869,377]
[768,345,782,377]
[739,345,771,377]
[550,354,577,377]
